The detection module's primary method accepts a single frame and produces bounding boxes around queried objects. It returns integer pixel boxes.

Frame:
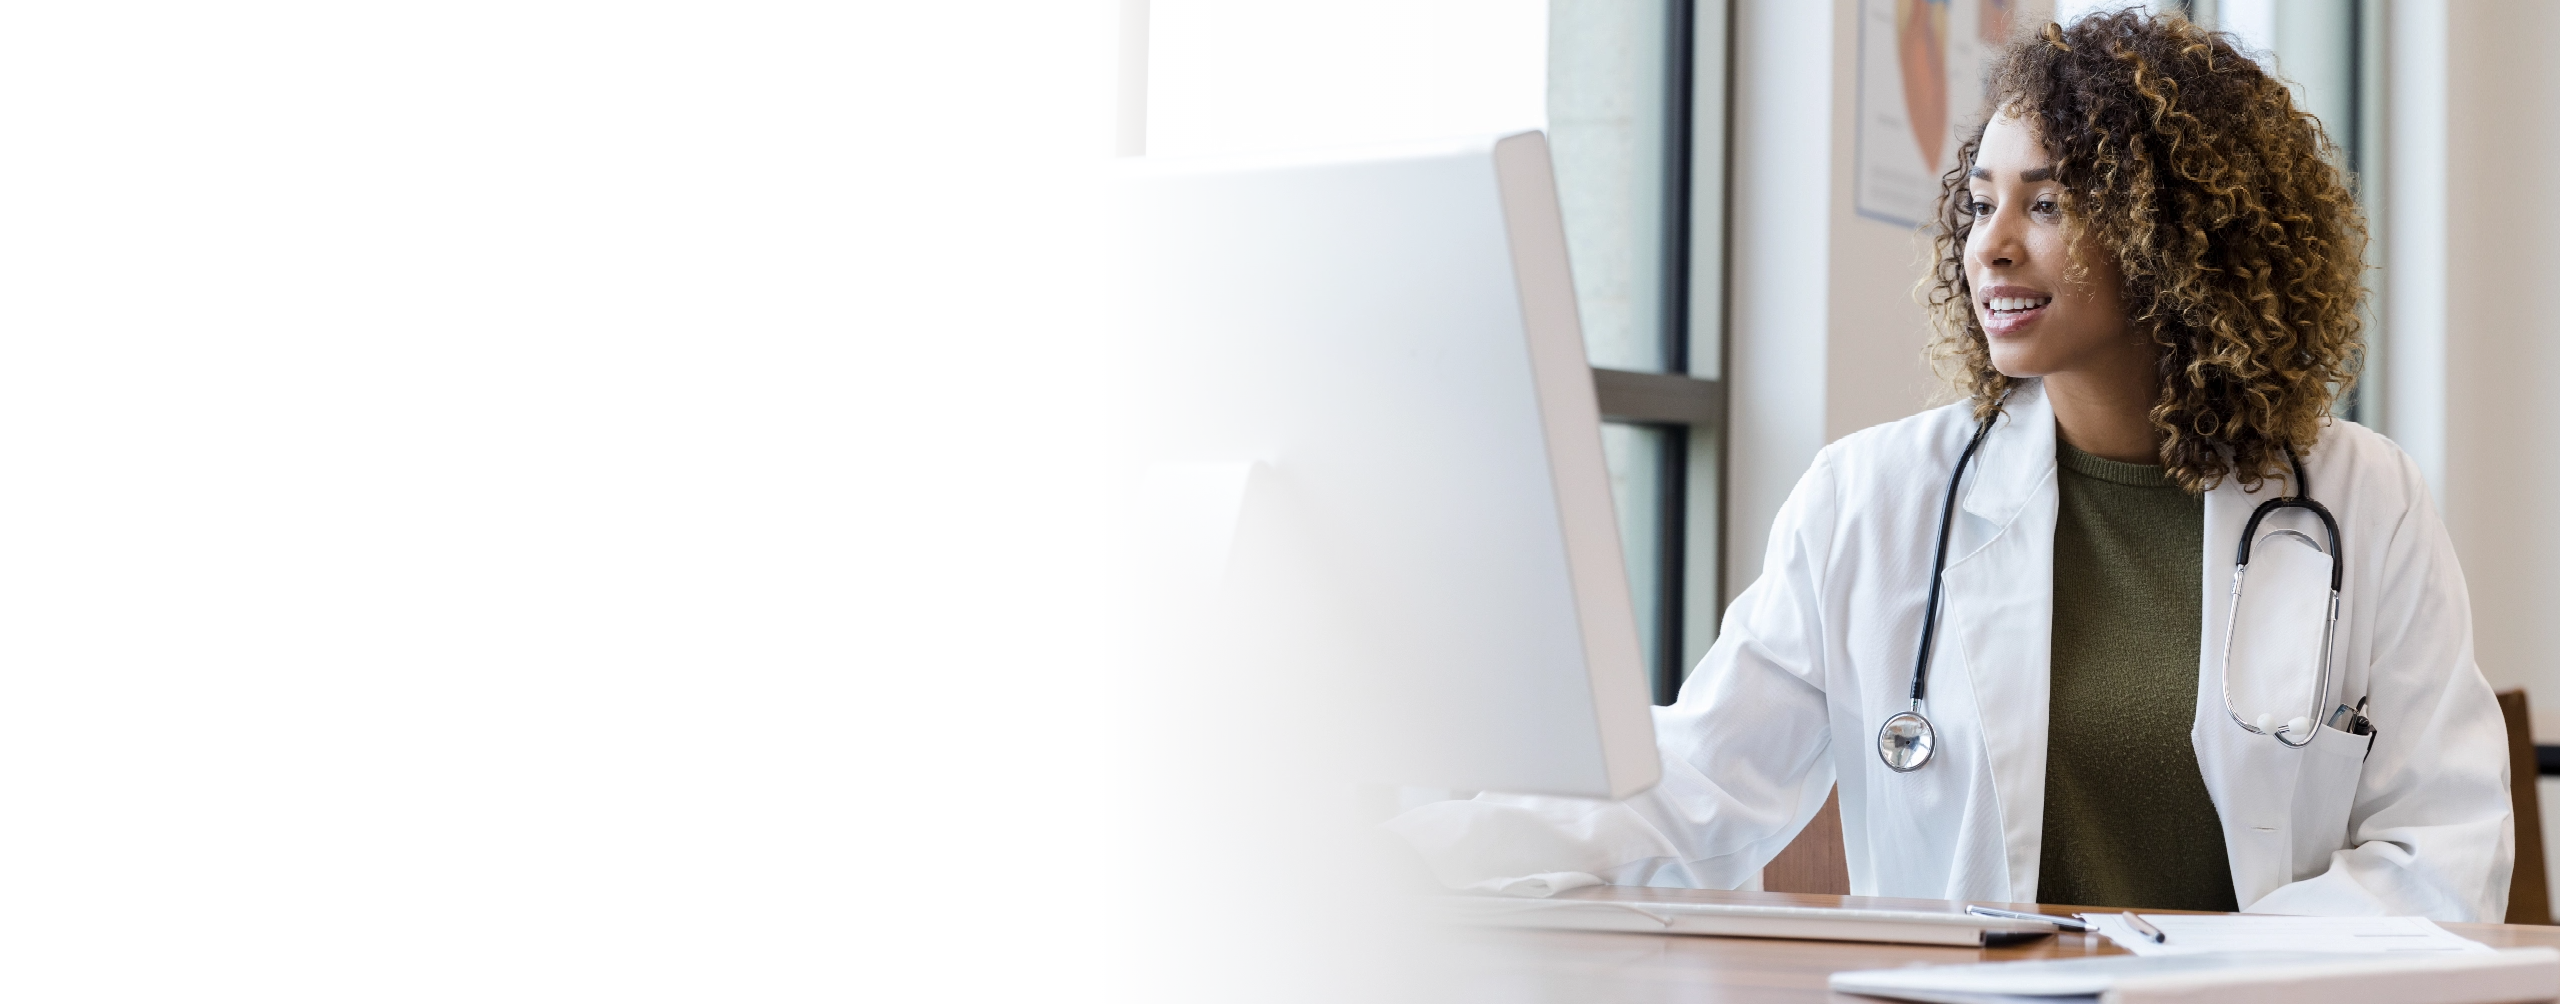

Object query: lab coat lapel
[2196,468,2304,907]
[1938,383,2059,903]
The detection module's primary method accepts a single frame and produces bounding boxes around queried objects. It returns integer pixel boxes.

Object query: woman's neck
[2044,365,2161,464]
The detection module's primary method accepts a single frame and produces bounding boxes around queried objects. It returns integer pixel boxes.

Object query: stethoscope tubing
[1908,414,2001,708]
[2218,447,2343,748]
[1892,424,2344,769]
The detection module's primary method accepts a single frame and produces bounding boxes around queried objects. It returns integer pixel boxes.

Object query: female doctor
[1392,12,2513,919]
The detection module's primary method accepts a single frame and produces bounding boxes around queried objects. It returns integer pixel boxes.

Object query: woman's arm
[1385,451,1847,890]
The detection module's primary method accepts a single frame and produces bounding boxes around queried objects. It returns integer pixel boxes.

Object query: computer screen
[1114,131,1659,800]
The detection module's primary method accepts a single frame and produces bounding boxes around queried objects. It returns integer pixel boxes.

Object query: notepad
[2080,914,2492,957]
[1829,947,2560,1004]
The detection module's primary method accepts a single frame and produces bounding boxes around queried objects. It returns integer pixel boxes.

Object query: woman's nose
[1971,215,2022,270]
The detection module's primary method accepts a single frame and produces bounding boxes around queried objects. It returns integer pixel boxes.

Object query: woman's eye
[2032,199,2058,215]
[1968,200,1994,217]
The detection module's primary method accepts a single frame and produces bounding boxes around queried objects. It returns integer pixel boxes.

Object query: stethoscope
[1876,413,2346,772]
[2219,451,2343,748]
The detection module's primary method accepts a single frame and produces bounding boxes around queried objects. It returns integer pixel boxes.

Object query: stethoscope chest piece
[1878,710,1936,772]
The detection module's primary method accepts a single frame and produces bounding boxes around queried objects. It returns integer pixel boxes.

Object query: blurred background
[235,0,2539,998]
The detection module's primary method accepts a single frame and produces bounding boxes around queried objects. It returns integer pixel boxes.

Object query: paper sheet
[2082,914,2493,956]
[1830,947,2560,1004]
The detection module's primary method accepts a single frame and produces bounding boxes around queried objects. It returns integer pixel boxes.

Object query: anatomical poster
[1854,0,2054,228]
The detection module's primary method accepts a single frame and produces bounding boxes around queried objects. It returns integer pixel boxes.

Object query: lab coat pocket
[2288,725,2373,879]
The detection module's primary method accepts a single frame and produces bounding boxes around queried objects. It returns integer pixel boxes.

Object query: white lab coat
[1392,379,2515,920]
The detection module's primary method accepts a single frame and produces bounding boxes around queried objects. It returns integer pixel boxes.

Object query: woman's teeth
[1988,296,2051,312]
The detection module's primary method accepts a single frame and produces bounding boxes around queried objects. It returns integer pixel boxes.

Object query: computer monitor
[1114,131,1659,800]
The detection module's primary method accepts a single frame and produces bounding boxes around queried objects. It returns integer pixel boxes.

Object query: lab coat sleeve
[1386,452,1843,890]
[2243,452,2514,921]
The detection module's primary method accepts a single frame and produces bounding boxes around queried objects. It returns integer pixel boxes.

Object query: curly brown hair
[1921,11,2366,492]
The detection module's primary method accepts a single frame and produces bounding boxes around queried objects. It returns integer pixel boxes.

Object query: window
[1549,0,1728,703]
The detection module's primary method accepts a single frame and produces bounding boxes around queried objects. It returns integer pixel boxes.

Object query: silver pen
[1964,905,2093,932]
[2122,911,2169,943]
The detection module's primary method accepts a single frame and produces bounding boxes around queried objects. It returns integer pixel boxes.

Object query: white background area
[0,2,1119,999]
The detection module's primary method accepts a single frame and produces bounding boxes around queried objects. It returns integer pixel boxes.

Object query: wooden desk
[1430,887,2560,1001]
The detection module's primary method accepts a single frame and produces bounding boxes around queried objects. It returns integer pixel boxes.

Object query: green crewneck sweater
[2036,443,2238,912]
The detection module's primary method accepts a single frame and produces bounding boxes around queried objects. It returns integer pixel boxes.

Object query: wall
[1822,1,1950,448]
[2386,1,2560,723]
[1722,0,1835,602]
[2345,0,2560,909]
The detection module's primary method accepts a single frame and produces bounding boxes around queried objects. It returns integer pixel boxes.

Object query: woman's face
[1963,113,2133,378]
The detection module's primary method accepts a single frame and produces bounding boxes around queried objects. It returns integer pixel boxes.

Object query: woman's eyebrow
[1965,166,2058,182]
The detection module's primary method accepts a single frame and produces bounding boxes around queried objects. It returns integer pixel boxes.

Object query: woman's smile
[1977,284,2054,336]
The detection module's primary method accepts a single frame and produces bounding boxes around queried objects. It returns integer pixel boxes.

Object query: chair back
[2499,689,2551,924]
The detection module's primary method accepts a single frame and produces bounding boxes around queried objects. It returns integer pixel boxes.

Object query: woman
[1392,13,2512,919]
